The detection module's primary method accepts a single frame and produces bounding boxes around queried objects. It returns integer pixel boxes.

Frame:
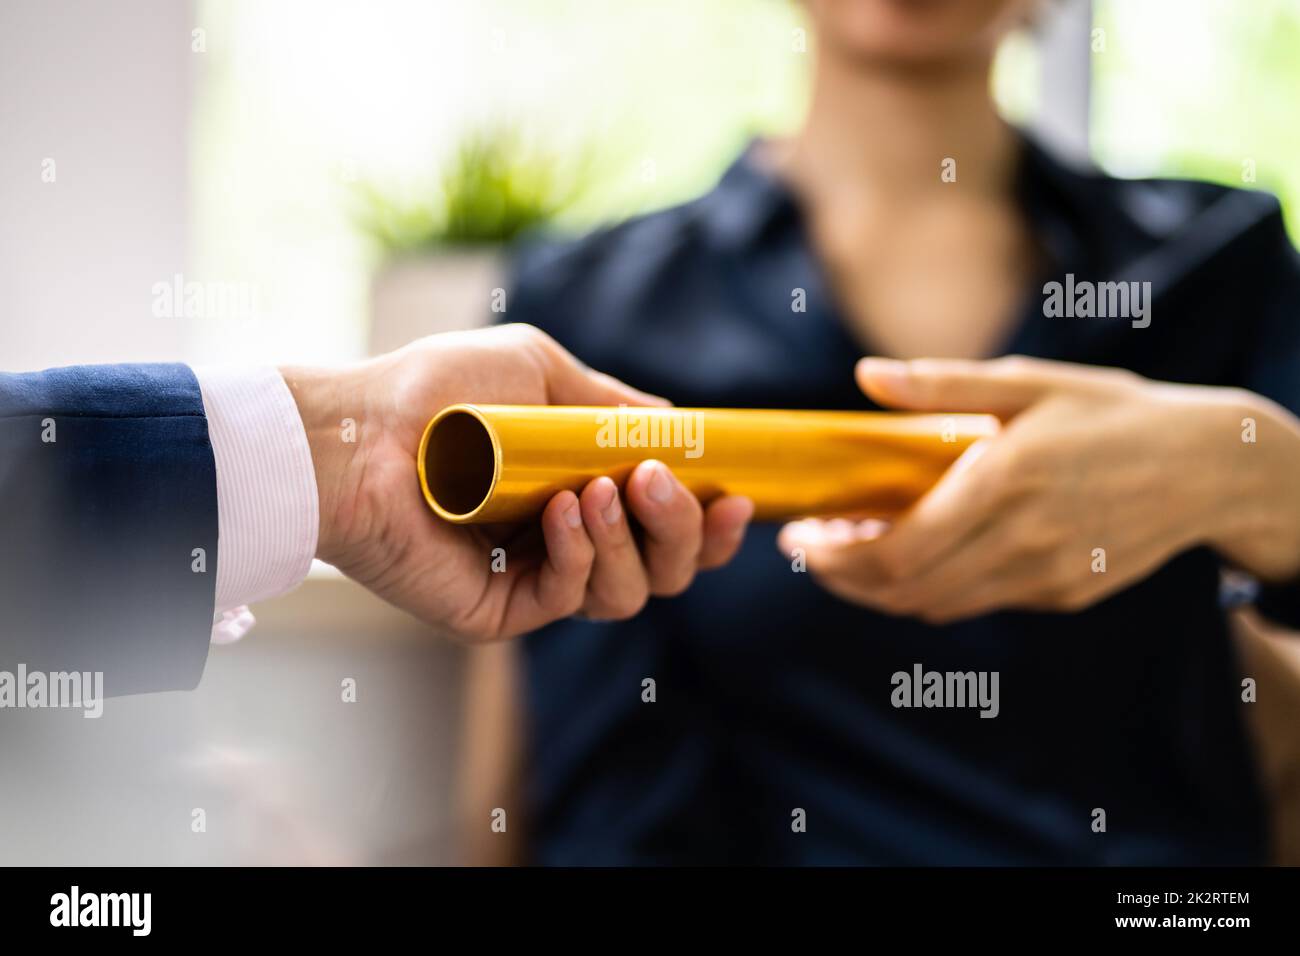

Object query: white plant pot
[369,248,505,355]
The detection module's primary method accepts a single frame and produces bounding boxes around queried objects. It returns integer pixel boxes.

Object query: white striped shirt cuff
[194,365,319,643]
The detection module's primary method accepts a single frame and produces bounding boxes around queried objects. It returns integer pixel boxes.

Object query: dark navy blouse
[505,136,1300,864]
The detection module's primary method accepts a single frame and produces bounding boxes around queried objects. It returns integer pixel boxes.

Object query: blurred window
[191,0,1299,366]
[1091,0,1300,241]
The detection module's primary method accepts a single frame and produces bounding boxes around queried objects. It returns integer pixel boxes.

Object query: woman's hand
[284,324,753,643]
[778,355,1300,624]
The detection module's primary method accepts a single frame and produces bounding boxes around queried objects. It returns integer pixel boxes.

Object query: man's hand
[281,324,753,642]
[778,355,1300,624]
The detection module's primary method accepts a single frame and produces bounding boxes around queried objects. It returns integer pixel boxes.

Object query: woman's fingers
[857,524,1026,622]
[856,354,1072,417]
[777,439,1002,598]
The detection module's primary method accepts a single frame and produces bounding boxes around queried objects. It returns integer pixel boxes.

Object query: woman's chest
[811,196,1039,361]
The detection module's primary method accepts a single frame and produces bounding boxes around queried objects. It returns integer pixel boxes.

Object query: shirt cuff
[194,366,319,642]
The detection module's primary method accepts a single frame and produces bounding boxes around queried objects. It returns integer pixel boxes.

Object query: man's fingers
[857,355,1069,417]
[502,490,594,636]
[698,495,754,570]
[494,465,743,634]
[576,476,650,620]
[624,459,704,596]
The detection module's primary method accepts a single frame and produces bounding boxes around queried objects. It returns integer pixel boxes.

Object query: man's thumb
[547,348,669,408]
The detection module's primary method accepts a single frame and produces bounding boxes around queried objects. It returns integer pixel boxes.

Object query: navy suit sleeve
[0,363,219,695]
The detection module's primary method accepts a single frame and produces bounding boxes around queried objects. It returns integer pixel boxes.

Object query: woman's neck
[779,47,1018,204]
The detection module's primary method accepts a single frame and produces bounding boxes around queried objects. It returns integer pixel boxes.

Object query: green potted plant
[358,126,590,354]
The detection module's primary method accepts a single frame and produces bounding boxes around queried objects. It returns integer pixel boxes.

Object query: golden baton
[417,404,998,524]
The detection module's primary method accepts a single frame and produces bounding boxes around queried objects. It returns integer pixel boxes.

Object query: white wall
[0,0,193,371]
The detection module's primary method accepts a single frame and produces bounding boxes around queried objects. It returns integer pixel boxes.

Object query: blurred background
[2,0,1299,864]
